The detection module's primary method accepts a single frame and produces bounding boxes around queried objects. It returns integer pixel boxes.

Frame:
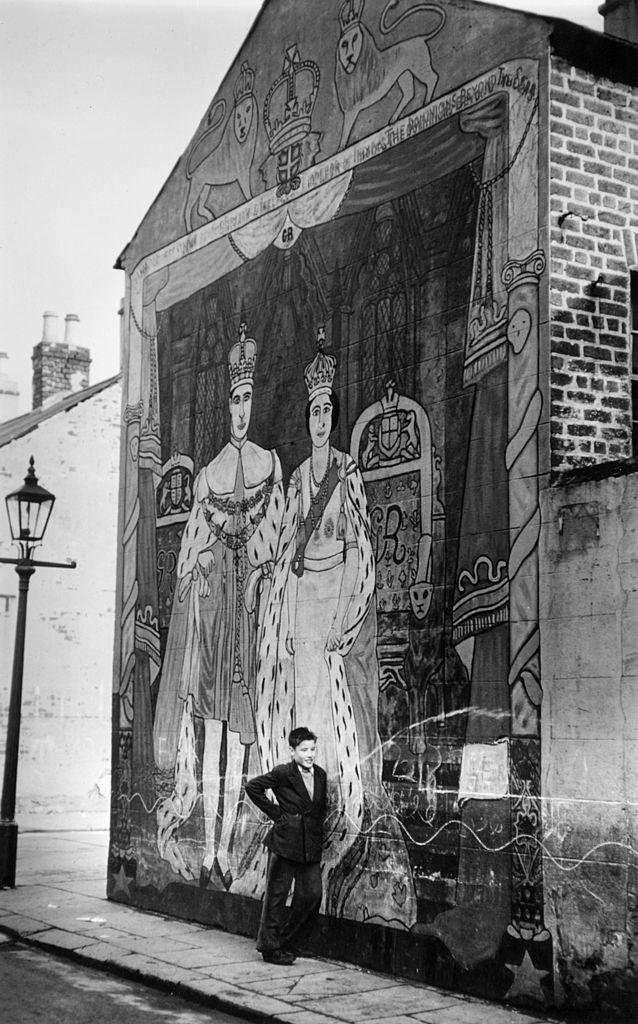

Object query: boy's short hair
[288,726,317,748]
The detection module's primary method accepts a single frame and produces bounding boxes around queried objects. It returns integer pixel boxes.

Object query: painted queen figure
[251,329,416,926]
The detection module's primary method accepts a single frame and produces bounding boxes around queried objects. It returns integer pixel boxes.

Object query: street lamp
[5,456,56,556]
[0,457,76,887]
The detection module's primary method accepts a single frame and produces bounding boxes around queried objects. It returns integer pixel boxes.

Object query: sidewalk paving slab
[220,963,389,994]
[182,977,307,1018]
[275,1013,350,1024]
[412,1007,561,1024]
[297,985,466,1022]
[0,831,564,1024]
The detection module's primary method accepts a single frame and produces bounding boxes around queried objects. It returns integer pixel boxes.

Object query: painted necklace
[310,446,331,490]
[309,448,331,535]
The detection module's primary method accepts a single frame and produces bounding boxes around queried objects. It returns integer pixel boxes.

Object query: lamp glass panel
[6,492,54,542]
[5,494,20,541]
[22,495,54,541]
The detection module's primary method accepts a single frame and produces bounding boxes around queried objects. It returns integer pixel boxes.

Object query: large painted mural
[111,0,551,1009]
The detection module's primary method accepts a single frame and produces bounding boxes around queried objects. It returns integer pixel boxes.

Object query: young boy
[245,727,326,965]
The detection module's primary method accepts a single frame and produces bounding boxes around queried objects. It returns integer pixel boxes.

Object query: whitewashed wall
[0,380,120,831]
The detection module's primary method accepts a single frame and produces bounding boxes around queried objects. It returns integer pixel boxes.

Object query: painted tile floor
[0,832,562,1024]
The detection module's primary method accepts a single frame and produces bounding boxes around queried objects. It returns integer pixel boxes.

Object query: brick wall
[32,341,91,409]
[550,55,638,472]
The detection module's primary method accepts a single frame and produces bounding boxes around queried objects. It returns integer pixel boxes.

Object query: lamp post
[0,456,76,887]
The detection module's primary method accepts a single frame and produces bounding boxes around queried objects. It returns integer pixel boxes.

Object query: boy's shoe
[262,948,295,965]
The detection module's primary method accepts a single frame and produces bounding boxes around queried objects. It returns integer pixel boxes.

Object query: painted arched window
[193,297,225,472]
[360,203,409,408]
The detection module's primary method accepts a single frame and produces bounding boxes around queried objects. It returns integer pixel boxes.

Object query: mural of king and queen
[114,0,552,1006]
[153,323,418,925]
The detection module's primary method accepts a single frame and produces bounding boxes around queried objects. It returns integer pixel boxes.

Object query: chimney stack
[598,0,638,45]
[32,311,91,409]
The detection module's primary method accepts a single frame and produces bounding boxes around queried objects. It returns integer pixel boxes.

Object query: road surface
[0,934,247,1024]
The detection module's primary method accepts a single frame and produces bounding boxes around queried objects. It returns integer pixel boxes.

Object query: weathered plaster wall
[0,382,120,831]
[550,56,638,471]
[540,467,638,1016]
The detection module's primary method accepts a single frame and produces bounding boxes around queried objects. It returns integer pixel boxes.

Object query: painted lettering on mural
[156,549,177,600]
[373,503,407,564]
[405,67,535,141]
[369,485,419,610]
[458,740,509,803]
[134,60,539,287]
[497,64,537,100]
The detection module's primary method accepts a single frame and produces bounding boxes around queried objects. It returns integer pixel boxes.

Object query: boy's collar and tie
[294,761,315,798]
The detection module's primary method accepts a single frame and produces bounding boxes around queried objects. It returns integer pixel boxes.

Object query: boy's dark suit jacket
[245,761,327,863]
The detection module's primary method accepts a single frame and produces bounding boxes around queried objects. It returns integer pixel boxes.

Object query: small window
[631,270,638,456]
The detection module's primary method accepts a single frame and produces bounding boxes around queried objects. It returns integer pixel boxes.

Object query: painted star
[111,864,133,899]
[505,949,549,1005]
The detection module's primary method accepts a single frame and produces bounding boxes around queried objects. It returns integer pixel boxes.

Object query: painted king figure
[153,325,284,887]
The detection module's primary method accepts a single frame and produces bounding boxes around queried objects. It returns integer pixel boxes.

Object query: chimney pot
[41,311,60,344]
[64,313,81,346]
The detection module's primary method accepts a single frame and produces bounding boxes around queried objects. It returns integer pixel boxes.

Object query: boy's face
[291,739,317,769]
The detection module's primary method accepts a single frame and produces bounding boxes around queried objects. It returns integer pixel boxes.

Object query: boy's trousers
[257,852,322,953]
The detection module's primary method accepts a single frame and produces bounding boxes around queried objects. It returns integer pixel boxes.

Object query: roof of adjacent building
[550,16,638,83]
[0,374,121,449]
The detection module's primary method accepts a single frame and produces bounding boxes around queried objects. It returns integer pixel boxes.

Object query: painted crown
[264,46,320,155]
[338,0,364,31]
[380,379,400,414]
[228,323,257,391]
[304,327,336,400]
[234,61,255,105]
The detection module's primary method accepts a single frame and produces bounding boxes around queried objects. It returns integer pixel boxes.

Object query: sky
[1,0,604,415]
